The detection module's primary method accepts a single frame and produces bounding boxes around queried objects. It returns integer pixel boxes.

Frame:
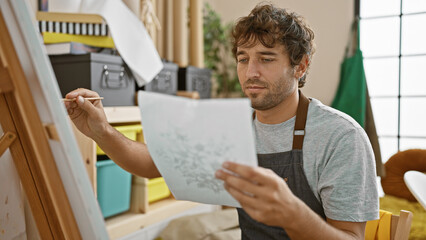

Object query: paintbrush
[62,97,104,102]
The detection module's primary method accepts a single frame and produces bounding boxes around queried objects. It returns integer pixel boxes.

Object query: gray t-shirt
[254,98,379,222]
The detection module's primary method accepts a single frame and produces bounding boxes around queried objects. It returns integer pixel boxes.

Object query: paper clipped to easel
[138,91,258,207]
[50,0,163,86]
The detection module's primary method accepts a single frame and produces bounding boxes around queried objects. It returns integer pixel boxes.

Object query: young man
[65,3,378,239]
[213,4,379,239]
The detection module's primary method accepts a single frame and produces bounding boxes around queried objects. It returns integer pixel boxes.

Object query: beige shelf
[105,198,200,239]
[104,106,141,124]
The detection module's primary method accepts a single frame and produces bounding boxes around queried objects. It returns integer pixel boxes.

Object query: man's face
[236,42,298,110]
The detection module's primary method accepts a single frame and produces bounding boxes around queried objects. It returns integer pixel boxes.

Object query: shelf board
[105,198,199,239]
[104,106,141,123]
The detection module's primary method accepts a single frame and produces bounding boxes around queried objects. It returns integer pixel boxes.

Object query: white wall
[204,0,354,105]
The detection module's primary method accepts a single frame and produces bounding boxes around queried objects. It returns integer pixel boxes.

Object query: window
[360,0,426,162]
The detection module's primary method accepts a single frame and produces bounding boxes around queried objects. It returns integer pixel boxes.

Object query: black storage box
[139,61,178,95]
[178,66,211,99]
[50,53,135,106]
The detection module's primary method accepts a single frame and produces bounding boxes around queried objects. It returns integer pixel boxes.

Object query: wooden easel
[0,10,81,240]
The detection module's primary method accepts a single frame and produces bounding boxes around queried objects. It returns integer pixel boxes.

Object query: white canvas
[0,127,27,240]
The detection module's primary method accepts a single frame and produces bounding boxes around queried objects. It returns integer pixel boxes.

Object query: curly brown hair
[232,3,315,87]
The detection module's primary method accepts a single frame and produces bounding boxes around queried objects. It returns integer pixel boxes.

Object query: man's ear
[295,55,309,79]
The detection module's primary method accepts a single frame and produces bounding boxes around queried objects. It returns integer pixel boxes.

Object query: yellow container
[136,127,145,144]
[96,124,142,155]
[147,177,171,203]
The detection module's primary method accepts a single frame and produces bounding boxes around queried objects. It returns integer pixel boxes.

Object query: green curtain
[331,20,366,127]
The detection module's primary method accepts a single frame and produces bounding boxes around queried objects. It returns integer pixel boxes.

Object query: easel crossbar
[0,131,16,156]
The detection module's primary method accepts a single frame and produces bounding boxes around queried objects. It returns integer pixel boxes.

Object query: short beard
[243,78,295,111]
[249,90,287,110]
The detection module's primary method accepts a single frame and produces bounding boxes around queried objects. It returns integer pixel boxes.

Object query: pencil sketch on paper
[138,91,258,207]
[154,126,235,193]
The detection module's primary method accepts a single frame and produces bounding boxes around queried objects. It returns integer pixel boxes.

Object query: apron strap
[292,90,310,150]
[251,90,310,150]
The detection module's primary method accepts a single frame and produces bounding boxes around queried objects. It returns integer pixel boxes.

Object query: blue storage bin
[96,160,132,218]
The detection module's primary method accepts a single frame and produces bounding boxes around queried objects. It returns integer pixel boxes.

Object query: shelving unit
[104,106,141,124]
[106,198,219,239]
[73,106,218,239]
[73,106,142,195]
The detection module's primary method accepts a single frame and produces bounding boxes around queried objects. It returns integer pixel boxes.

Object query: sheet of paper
[138,91,258,207]
[50,0,163,86]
